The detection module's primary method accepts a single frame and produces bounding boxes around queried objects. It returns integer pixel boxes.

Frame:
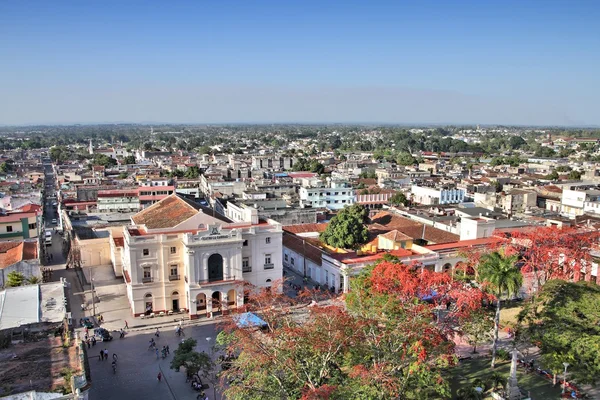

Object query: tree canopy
[123,155,136,164]
[389,192,408,206]
[320,204,368,249]
[218,265,491,400]
[170,338,213,378]
[519,280,600,384]
[292,158,325,174]
[5,271,25,287]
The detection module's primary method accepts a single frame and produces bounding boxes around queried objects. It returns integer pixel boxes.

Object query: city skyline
[1,0,599,125]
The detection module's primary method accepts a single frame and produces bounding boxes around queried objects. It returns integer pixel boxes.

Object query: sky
[0,0,599,126]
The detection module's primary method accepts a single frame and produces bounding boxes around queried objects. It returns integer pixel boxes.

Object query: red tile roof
[132,194,200,229]
[0,241,37,269]
[379,229,413,242]
[370,211,459,244]
[425,236,505,251]
[113,237,124,247]
[283,223,328,234]
[287,172,318,179]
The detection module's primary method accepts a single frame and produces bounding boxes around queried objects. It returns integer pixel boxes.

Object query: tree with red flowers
[218,266,482,400]
[508,226,600,292]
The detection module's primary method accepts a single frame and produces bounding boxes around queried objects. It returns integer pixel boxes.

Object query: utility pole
[90,267,96,317]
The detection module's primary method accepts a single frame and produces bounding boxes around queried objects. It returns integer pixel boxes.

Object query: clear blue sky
[1,0,598,126]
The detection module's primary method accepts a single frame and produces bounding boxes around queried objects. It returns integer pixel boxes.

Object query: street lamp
[562,362,570,394]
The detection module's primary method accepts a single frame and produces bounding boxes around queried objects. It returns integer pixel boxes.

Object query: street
[87,323,221,400]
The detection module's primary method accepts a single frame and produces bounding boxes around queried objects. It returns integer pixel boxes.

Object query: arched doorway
[443,263,452,274]
[196,293,206,312]
[171,291,180,312]
[227,289,236,307]
[212,291,222,315]
[144,293,153,315]
[208,254,223,282]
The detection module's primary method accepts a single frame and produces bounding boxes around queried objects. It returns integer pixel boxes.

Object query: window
[243,240,248,246]
[29,223,36,229]
[291,258,295,265]
[335,192,339,195]
[342,192,346,195]
[143,249,149,256]
[170,246,176,254]
[242,257,251,272]
[170,265,178,276]
[264,254,273,269]
[284,254,288,261]
[143,267,152,283]
[265,237,271,244]
[6,226,12,232]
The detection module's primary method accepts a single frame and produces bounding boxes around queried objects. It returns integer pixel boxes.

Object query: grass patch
[450,358,562,399]
[500,305,523,328]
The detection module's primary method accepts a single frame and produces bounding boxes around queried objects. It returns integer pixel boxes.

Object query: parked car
[94,327,113,341]
[81,317,94,329]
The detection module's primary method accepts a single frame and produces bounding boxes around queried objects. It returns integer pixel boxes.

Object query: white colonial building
[114,194,283,319]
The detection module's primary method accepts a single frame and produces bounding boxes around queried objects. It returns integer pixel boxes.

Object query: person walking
[157,372,162,382]
[91,336,96,346]
[99,350,104,361]
[155,328,160,338]
[124,320,129,329]
[104,349,108,361]
[166,345,170,355]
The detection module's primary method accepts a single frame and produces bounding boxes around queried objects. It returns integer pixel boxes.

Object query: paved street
[87,323,221,400]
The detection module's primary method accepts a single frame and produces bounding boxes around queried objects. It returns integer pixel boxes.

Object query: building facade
[411,185,465,205]
[298,181,355,211]
[117,194,283,319]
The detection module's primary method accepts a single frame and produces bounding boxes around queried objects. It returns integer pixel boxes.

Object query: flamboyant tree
[508,226,600,290]
[218,268,484,400]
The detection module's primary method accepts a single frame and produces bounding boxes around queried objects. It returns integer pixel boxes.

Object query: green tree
[508,135,527,149]
[123,155,136,164]
[478,251,522,368]
[519,280,600,385]
[320,204,368,249]
[169,169,185,178]
[27,276,41,284]
[545,170,559,180]
[461,308,494,354]
[6,271,25,287]
[170,338,213,378]
[92,154,117,167]
[395,151,416,166]
[49,146,72,163]
[389,192,408,206]
[184,166,200,179]
[568,170,582,180]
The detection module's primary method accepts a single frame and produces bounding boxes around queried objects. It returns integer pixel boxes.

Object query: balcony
[242,266,252,273]
[264,263,274,270]
[169,274,180,281]
[142,277,154,283]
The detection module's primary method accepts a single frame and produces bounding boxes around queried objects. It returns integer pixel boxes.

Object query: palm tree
[478,250,523,368]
